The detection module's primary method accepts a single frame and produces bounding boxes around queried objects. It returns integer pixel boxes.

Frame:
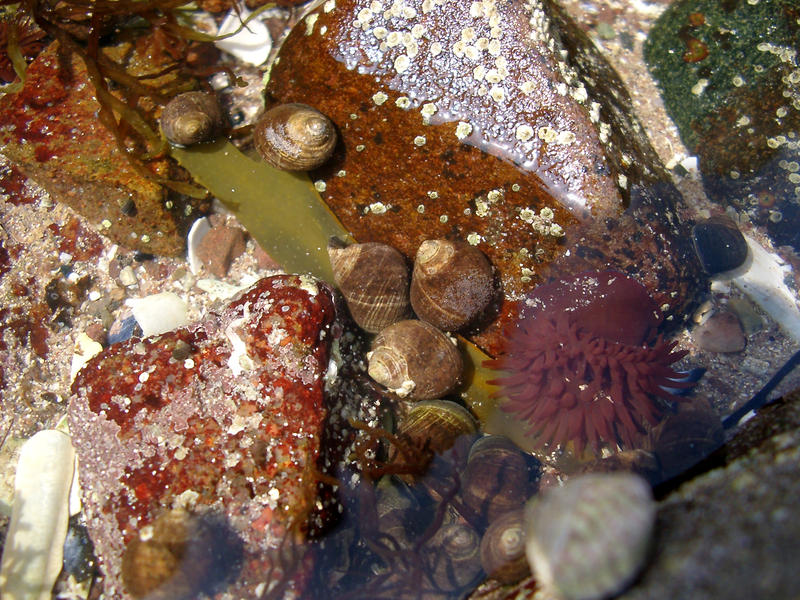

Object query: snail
[462,435,532,524]
[524,472,656,600]
[120,509,242,600]
[254,102,337,171]
[328,240,411,333]
[424,521,483,591]
[410,239,494,331]
[367,319,463,400]
[479,508,531,585]
[160,91,225,147]
[395,399,478,456]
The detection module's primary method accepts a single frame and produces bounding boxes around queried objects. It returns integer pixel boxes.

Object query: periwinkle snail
[410,239,494,331]
[254,102,337,171]
[160,91,225,147]
[395,399,478,455]
[328,240,410,333]
[425,522,483,591]
[367,319,463,400]
[479,508,530,585]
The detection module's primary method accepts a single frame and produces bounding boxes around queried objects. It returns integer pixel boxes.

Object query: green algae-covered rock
[645,0,800,178]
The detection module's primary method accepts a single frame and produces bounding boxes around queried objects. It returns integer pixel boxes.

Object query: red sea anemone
[486,270,693,456]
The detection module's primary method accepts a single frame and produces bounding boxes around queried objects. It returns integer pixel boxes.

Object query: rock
[68,274,338,599]
[645,0,800,253]
[195,224,247,277]
[0,42,206,257]
[265,0,703,355]
[692,310,746,353]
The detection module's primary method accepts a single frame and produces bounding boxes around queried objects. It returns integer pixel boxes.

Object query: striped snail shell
[254,103,337,171]
[161,91,225,146]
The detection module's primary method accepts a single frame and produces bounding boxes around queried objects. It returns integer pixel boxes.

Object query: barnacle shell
[410,239,494,331]
[426,522,483,591]
[368,319,463,400]
[524,472,656,600]
[254,103,337,171]
[160,91,224,146]
[462,435,531,524]
[479,509,530,585]
[328,241,410,333]
[396,399,478,455]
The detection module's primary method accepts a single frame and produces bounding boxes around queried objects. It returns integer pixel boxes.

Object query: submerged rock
[68,275,339,598]
[0,42,206,256]
[265,0,703,354]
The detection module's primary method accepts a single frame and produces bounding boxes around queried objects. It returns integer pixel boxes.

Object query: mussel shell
[254,102,337,171]
[368,319,463,400]
[462,435,531,524]
[524,472,655,600]
[328,241,410,333]
[479,509,530,585]
[691,215,748,275]
[396,399,478,455]
[410,239,494,331]
[161,91,224,146]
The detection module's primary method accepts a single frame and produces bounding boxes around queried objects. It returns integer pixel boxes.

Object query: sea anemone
[486,270,693,456]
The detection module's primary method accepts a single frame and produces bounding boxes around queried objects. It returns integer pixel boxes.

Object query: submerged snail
[480,509,531,585]
[396,399,478,456]
[328,240,410,333]
[367,319,463,400]
[120,509,242,600]
[425,522,483,591]
[161,91,225,146]
[254,102,337,171]
[462,435,532,524]
[410,239,494,331]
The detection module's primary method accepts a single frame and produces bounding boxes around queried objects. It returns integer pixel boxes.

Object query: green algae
[171,140,353,283]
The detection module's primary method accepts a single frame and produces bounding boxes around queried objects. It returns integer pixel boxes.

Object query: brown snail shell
[160,91,224,146]
[410,239,494,331]
[462,435,531,524]
[120,508,242,599]
[254,102,337,171]
[368,319,463,400]
[328,241,410,333]
[396,399,478,455]
[480,508,531,585]
[425,522,483,591]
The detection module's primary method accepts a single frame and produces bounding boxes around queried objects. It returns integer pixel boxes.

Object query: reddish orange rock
[0,42,203,256]
[265,0,704,354]
[68,275,338,598]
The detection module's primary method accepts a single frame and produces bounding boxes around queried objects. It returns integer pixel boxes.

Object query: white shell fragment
[69,331,103,382]
[127,292,189,337]
[214,6,272,66]
[0,430,76,600]
[524,472,656,600]
[187,216,212,275]
[725,235,800,343]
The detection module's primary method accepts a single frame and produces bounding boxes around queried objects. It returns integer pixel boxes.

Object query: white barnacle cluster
[518,206,564,237]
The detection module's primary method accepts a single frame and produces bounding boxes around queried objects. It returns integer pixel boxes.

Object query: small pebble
[727,297,763,335]
[692,311,746,353]
[195,224,247,278]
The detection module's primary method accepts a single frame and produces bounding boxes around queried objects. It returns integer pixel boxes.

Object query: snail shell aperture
[410,239,494,331]
[254,103,337,171]
[368,319,463,400]
[328,241,410,333]
[160,91,224,147]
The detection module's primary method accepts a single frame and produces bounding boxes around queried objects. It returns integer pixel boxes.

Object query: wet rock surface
[0,43,206,257]
[645,0,800,253]
[266,0,703,354]
[68,274,338,598]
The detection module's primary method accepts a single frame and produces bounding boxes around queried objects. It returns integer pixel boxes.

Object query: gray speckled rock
[617,393,800,600]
